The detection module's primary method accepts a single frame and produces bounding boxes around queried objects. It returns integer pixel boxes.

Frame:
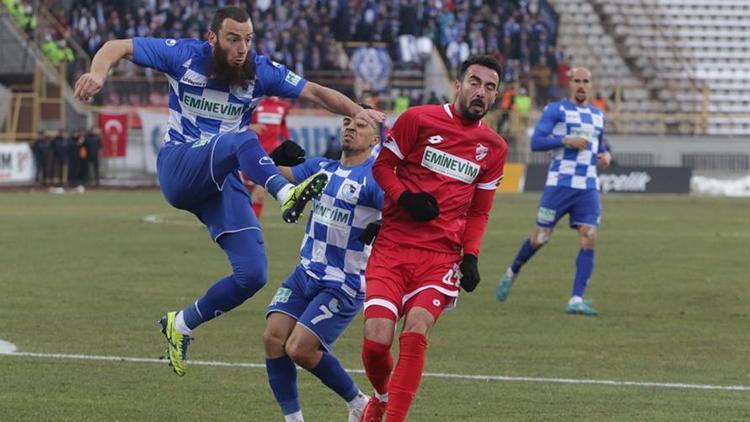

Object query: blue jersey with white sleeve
[291,157,384,299]
[132,38,306,146]
[531,99,606,190]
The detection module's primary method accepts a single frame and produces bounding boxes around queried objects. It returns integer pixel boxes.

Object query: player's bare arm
[597,152,612,168]
[74,39,134,102]
[275,166,294,182]
[299,82,385,127]
[248,123,267,133]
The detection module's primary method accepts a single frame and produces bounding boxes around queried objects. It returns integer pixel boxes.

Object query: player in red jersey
[240,96,292,217]
[359,55,507,422]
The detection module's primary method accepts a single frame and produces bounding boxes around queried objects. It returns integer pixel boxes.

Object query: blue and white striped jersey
[132,38,306,145]
[531,99,607,190]
[291,157,384,299]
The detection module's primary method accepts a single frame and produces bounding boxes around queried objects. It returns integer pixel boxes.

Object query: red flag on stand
[98,113,129,157]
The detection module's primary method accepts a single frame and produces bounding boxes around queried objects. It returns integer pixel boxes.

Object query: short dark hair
[457,55,503,84]
[356,103,383,138]
[210,6,250,34]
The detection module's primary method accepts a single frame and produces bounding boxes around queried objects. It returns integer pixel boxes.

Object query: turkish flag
[98,112,128,157]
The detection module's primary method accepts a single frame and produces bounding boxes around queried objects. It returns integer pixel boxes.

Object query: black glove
[459,254,480,293]
[269,140,306,166]
[358,220,381,245]
[397,191,439,221]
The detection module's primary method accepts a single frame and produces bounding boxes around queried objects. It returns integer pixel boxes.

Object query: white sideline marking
[2,350,749,392]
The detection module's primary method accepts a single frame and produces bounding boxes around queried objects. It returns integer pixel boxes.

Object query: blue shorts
[266,266,362,351]
[156,134,258,241]
[536,186,601,229]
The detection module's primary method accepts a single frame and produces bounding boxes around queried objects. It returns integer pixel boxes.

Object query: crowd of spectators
[6,0,567,109]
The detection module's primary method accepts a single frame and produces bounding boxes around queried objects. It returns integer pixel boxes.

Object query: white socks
[347,390,369,410]
[284,410,304,422]
[568,296,583,306]
[374,391,388,402]
[174,311,192,335]
[275,183,293,203]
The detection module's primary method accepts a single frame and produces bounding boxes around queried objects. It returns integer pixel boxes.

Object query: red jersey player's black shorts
[364,240,461,321]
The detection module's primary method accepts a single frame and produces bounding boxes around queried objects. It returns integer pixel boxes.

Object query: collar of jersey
[447,103,481,128]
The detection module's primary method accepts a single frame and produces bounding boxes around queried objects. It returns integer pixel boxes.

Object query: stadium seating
[550,0,750,135]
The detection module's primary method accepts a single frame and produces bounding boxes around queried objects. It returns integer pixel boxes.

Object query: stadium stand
[550,0,750,135]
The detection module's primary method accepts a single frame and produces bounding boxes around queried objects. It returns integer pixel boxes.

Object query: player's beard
[208,43,254,89]
[458,96,489,122]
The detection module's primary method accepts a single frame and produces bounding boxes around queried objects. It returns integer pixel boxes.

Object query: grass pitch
[1,190,749,421]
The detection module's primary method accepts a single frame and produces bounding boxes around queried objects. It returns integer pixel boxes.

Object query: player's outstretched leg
[497,237,540,301]
[281,171,328,223]
[160,230,268,375]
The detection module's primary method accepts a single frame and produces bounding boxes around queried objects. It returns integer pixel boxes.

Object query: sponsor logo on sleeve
[165,39,177,47]
[285,71,302,86]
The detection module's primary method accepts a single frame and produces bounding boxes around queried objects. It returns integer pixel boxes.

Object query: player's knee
[579,226,598,247]
[262,326,287,356]
[402,309,435,336]
[232,259,268,295]
[285,337,317,369]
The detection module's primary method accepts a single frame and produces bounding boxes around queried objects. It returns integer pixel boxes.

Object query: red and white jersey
[251,96,291,152]
[376,103,508,254]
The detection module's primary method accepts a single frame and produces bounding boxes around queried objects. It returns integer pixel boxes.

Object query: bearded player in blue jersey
[73,6,383,376]
[495,68,612,315]
[261,105,383,422]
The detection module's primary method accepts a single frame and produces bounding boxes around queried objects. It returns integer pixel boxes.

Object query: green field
[1,191,749,421]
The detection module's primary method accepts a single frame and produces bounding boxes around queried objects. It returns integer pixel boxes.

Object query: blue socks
[572,248,595,297]
[511,238,538,274]
[309,352,359,402]
[267,352,359,418]
[235,135,287,197]
[266,356,301,416]
[181,230,267,330]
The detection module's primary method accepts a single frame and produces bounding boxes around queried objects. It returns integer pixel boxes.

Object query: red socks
[252,202,263,218]
[362,338,394,395]
[386,332,428,422]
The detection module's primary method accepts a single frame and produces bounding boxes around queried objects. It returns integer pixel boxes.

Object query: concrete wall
[607,134,750,177]
[608,135,750,166]
[0,16,38,75]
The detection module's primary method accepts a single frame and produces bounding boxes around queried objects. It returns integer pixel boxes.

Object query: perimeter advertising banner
[137,110,342,163]
[524,164,692,194]
[0,143,34,183]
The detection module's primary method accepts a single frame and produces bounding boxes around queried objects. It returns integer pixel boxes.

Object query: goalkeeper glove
[397,191,439,221]
[459,254,480,293]
[269,140,306,166]
[358,220,381,245]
